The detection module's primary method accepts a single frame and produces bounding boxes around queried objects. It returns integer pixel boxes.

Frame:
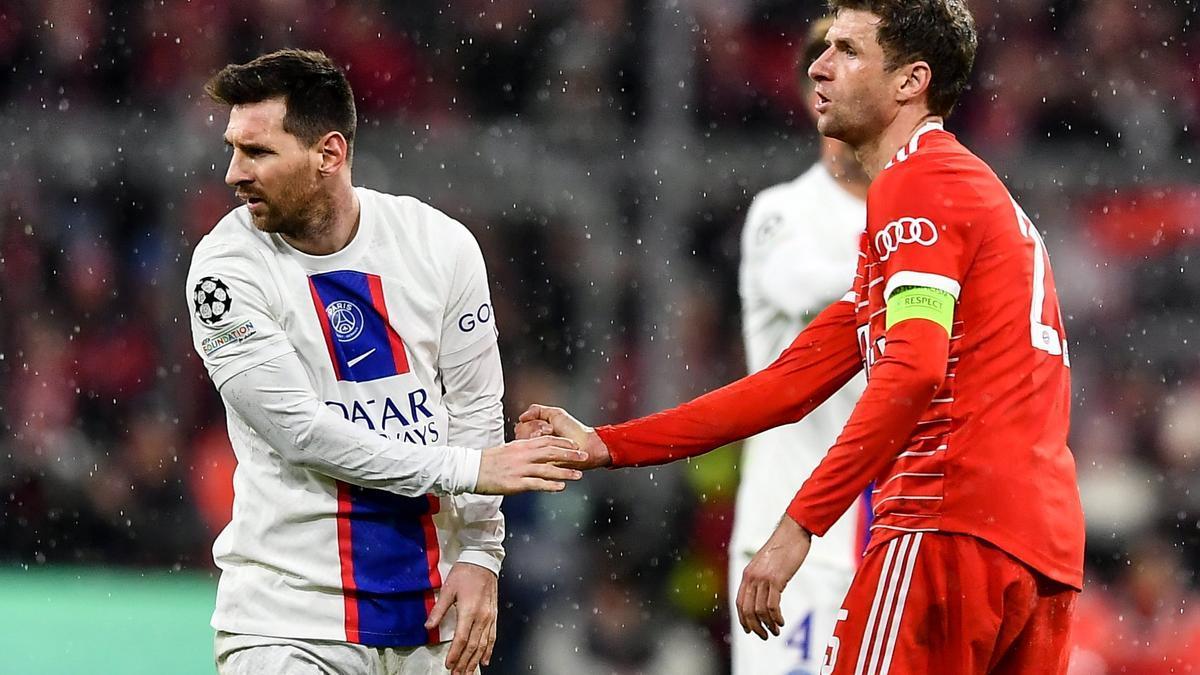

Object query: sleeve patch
[193,276,234,325]
[885,285,955,334]
[201,319,258,356]
[753,213,785,247]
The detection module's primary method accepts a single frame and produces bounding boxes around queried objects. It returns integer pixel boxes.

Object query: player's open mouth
[815,92,831,113]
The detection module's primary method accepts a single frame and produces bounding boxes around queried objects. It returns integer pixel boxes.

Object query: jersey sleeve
[439,223,498,369]
[221,351,482,497]
[743,193,862,318]
[186,242,295,389]
[441,341,506,574]
[869,161,981,300]
[787,316,949,535]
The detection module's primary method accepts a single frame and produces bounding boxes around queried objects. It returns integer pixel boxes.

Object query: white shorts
[729,549,855,675]
[215,631,475,675]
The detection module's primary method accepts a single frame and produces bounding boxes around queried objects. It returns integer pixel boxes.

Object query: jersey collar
[884,121,945,170]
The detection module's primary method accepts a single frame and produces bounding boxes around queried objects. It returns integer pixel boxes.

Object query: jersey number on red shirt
[1011,197,1070,367]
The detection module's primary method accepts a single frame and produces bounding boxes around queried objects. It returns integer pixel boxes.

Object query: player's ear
[316,131,350,176]
[896,60,932,106]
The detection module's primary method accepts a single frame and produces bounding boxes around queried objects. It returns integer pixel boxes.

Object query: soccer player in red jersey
[517,1,1085,672]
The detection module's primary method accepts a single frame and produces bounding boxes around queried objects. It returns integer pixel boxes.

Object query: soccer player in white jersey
[730,18,871,675]
[186,50,585,675]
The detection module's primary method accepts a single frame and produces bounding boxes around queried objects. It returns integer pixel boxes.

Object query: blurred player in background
[187,49,583,675]
[518,0,1085,671]
[731,16,870,675]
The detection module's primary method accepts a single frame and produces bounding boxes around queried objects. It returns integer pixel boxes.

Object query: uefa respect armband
[885,285,955,334]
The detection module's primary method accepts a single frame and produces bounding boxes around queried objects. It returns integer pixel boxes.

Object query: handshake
[473,405,611,495]
[474,403,812,643]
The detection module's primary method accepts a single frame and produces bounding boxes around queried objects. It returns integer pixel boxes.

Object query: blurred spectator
[320,1,433,115]
[1070,537,1200,674]
[526,569,720,675]
[449,0,546,119]
[1067,0,1199,163]
[532,0,637,146]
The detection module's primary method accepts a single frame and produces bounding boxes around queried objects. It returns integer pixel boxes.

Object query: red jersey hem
[862,526,1083,591]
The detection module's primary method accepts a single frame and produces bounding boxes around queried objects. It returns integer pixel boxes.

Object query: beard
[248,199,298,236]
[816,87,892,148]
[817,109,857,145]
[246,177,329,240]
[817,101,883,149]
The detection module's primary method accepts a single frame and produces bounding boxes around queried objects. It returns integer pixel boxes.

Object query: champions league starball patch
[193,276,233,325]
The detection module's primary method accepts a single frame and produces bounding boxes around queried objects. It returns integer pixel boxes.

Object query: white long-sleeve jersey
[732,163,868,570]
[186,187,504,647]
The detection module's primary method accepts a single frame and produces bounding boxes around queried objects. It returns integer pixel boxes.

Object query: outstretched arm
[598,299,862,467]
[516,299,861,468]
[221,351,584,496]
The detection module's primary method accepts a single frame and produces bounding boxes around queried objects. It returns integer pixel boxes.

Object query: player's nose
[224,154,253,188]
[809,47,833,83]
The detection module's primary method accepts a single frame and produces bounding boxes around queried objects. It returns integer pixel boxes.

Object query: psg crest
[194,276,233,326]
[326,300,365,342]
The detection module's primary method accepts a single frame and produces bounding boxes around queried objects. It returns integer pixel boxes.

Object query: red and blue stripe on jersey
[308,270,410,382]
[334,485,442,646]
[308,270,443,646]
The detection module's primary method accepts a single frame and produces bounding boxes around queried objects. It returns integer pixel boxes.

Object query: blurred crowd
[2,0,1200,672]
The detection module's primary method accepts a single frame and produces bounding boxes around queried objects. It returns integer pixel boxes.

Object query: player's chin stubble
[818,114,846,143]
[254,209,304,238]
[251,180,311,238]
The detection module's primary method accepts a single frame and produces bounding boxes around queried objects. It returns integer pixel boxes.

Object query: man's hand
[514,404,611,469]
[474,436,585,494]
[425,562,498,675]
[736,516,812,640]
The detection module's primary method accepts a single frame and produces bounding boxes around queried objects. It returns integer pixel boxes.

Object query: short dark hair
[205,49,357,157]
[799,16,837,90]
[827,0,977,117]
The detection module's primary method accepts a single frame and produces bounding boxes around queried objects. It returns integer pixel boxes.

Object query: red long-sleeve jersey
[597,123,1085,590]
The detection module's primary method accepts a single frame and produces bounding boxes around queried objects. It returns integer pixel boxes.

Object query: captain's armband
[885,285,955,334]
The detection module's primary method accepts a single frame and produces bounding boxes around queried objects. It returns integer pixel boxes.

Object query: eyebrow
[224,138,273,153]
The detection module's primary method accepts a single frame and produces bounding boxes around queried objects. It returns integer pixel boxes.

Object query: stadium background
[2,0,1199,672]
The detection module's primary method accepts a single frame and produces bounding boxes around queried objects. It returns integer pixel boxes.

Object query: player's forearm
[597,300,862,467]
[221,353,480,496]
[786,318,948,535]
[441,342,506,567]
[301,403,481,496]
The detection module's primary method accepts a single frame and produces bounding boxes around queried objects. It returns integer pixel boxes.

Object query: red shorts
[822,532,1077,674]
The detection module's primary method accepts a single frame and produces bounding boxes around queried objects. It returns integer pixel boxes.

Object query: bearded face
[223,98,325,238]
[808,10,905,148]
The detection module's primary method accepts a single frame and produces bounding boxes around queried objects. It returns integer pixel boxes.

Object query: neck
[856,110,944,179]
[282,180,360,256]
[819,138,870,200]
